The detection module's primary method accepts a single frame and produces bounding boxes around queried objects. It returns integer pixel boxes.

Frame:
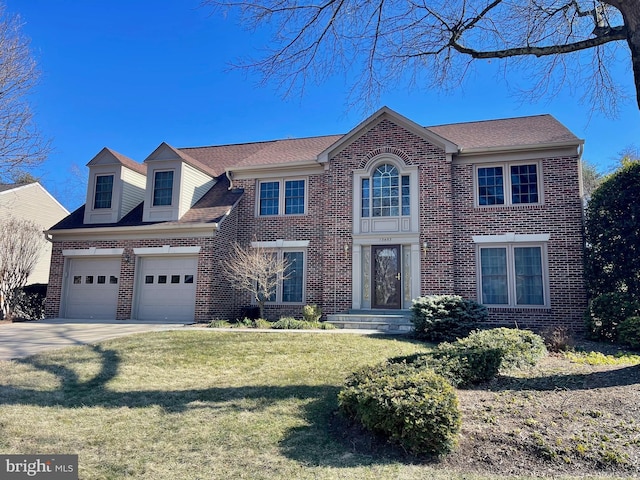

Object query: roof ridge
[179,133,343,151]
[427,114,553,129]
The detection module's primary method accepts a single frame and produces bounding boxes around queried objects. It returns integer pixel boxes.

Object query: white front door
[135,256,198,321]
[64,258,121,319]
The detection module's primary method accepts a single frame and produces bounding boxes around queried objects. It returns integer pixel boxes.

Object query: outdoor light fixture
[344,243,350,254]
[422,241,428,256]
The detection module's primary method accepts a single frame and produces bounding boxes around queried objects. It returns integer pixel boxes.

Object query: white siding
[120,167,146,218]
[179,163,215,218]
[0,184,69,284]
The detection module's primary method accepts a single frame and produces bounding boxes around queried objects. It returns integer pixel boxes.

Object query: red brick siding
[452,156,586,331]
[46,236,223,322]
[47,117,586,332]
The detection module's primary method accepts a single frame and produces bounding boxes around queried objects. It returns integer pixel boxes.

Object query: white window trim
[93,173,115,210]
[133,246,201,256]
[475,241,550,309]
[152,169,176,207]
[63,248,124,257]
[254,246,307,305]
[474,160,543,208]
[256,177,308,216]
[352,156,419,234]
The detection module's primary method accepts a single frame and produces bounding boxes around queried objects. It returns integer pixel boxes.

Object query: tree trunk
[615,1,640,109]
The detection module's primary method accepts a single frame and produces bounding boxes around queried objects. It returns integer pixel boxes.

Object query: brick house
[45,107,586,331]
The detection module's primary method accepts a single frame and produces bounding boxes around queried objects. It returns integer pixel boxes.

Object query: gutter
[457,139,585,156]
[45,221,220,239]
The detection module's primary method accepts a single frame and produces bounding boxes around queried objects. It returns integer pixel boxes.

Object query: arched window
[361,163,410,217]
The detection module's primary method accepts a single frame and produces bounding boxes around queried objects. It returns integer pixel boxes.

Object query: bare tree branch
[221,242,290,319]
[0,5,50,182]
[0,216,44,319]
[209,0,640,114]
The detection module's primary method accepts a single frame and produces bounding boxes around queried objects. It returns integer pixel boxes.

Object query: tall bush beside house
[618,317,640,350]
[584,161,640,301]
[411,295,488,342]
[584,292,640,342]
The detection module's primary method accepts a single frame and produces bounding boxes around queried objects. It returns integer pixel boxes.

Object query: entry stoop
[326,310,413,334]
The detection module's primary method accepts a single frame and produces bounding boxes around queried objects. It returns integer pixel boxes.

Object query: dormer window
[153,171,174,206]
[93,175,114,209]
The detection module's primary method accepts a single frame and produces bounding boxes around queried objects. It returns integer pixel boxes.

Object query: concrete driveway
[0,319,189,361]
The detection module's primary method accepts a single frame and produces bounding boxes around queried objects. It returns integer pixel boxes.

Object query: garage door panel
[136,256,198,321]
[64,258,120,319]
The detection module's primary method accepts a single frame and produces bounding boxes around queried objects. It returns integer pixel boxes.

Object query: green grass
[0,331,637,479]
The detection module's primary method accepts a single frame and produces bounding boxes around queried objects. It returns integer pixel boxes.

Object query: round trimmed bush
[618,316,640,350]
[457,328,547,370]
[410,295,488,342]
[338,363,461,456]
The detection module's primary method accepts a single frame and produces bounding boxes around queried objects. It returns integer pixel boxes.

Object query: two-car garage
[61,247,200,321]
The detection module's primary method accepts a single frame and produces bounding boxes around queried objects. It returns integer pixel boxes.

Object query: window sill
[487,306,551,312]
[256,213,307,218]
[474,203,545,211]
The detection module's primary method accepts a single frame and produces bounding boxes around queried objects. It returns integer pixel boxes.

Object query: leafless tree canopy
[0,5,50,182]
[211,0,640,114]
[222,242,290,318]
[0,216,45,319]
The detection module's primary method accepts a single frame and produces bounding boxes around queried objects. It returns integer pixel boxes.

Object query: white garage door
[64,258,121,319]
[135,256,198,321]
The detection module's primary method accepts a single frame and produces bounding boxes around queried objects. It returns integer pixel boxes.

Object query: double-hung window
[478,243,548,307]
[153,171,174,206]
[94,175,114,209]
[259,249,305,303]
[477,163,540,206]
[258,179,306,216]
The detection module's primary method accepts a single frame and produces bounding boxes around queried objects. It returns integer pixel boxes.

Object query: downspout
[226,169,234,190]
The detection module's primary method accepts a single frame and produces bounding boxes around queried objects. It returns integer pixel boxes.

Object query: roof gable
[86,147,147,176]
[318,106,458,163]
[145,142,217,178]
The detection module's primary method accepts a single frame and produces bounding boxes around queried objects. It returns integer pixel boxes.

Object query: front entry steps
[327,310,413,334]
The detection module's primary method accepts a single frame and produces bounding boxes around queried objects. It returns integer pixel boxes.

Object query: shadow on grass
[0,345,413,468]
[491,363,640,392]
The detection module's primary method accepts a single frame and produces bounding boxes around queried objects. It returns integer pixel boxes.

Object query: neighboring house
[45,107,586,331]
[0,182,69,284]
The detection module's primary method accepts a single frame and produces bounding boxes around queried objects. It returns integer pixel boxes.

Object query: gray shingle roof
[54,112,580,231]
[50,175,242,231]
[427,114,580,151]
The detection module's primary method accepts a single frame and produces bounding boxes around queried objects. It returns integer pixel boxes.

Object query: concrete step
[327,310,413,334]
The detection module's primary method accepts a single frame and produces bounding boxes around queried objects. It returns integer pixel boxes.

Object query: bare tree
[211,0,640,114]
[582,159,602,201]
[0,216,45,319]
[222,242,290,319]
[0,4,50,182]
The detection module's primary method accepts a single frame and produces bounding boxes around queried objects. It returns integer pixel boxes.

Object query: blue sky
[7,0,640,210]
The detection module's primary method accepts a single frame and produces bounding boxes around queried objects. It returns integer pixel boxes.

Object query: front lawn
[0,331,638,479]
